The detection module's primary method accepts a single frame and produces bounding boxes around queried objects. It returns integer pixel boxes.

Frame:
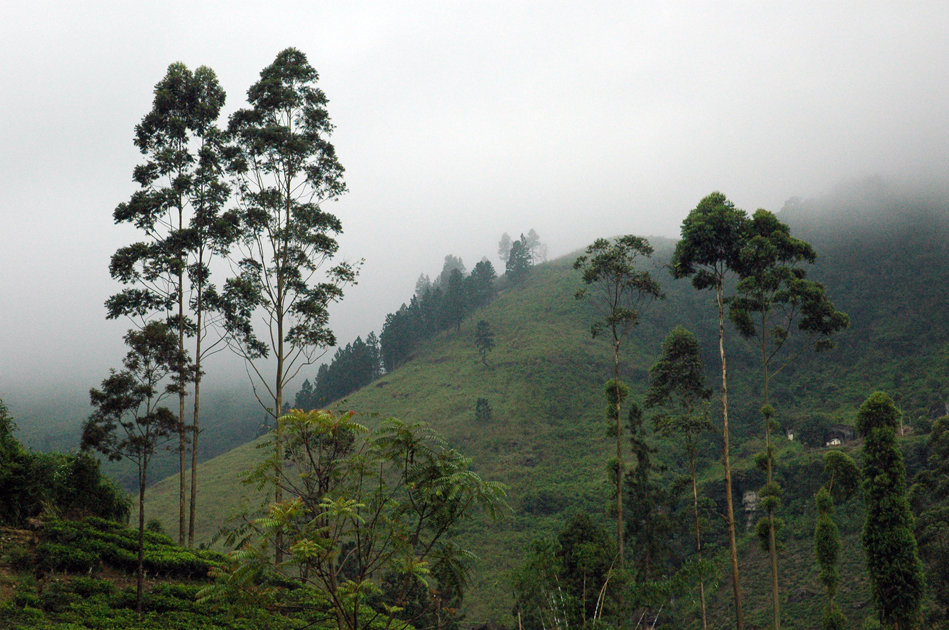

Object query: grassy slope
[144,255,645,621]
[143,200,949,627]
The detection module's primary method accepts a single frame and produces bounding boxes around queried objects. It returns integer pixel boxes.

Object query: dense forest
[2,47,949,630]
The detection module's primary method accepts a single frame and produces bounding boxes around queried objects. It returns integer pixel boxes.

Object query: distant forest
[295,230,547,408]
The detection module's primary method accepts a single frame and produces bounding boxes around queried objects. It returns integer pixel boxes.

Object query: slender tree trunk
[137,464,147,618]
[274,224,286,566]
[188,289,203,547]
[177,201,187,547]
[178,312,187,546]
[718,282,743,630]
[274,355,284,565]
[691,454,708,630]
[762,334,780,630]
[613,339,624,568]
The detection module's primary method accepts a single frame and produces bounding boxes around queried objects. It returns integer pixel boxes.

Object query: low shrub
[35,542,98,573]
[69,576,115,597]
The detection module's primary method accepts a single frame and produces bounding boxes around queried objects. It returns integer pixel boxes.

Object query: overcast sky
[2,2,949,399]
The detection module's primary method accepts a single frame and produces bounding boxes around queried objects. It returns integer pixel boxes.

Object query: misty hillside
[139,184,949,627]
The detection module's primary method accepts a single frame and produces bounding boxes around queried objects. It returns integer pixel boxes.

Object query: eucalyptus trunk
[613,340,624,567]
[188,285,203,547]
[762,336,780,630]
[690,444,708,630]
[177,202,187,547]
[717,282,743,630]
[136,463,147,618]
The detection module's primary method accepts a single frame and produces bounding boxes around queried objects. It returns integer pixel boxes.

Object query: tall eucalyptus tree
[575,235,663,565]
[221,49,357,562]
[108,63,229,545]
[671,192,747,630]
[728,209,849,630]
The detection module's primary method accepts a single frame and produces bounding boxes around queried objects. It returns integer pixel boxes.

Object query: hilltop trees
[379,258,499,372]
[294,334,382,409]
[506,235,533,283]
[857,392,925,629]
[466,260,498,310]
[575,235,663,565]
[108,62,231,545]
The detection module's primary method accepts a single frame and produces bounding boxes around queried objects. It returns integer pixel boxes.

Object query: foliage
[858,392,925,629]
[510,514,617,630]
[505,235,533,284]
[210,409,507,630]
[0,524,302,629]
[646,326,713,627]
[221,47,357,426]
[574,236,663,344]
[82,323,182,469]
[466,260,498,311]
[625,402,677,583]
[498,232,512,264]
[524,229,548,264]
[0,398,130,525]
[814,447,859,630]
[908,416,949,622]
[475,398,492,423]
[474,320,496,366]
[795,413,834,448]
[729,209,849,364]
[82,322,184,615]
[442,268,467,332]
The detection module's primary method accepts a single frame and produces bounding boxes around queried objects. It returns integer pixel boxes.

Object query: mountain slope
[145,183,949,627]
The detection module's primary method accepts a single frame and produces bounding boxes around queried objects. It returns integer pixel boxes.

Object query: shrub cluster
[35,518,226,579]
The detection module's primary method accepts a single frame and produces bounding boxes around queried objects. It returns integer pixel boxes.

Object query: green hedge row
[36,518,226,579]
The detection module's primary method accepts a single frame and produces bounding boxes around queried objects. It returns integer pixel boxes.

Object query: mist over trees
[8,40,949,629]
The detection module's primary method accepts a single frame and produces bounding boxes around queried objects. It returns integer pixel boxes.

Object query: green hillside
[143,187,949,628]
